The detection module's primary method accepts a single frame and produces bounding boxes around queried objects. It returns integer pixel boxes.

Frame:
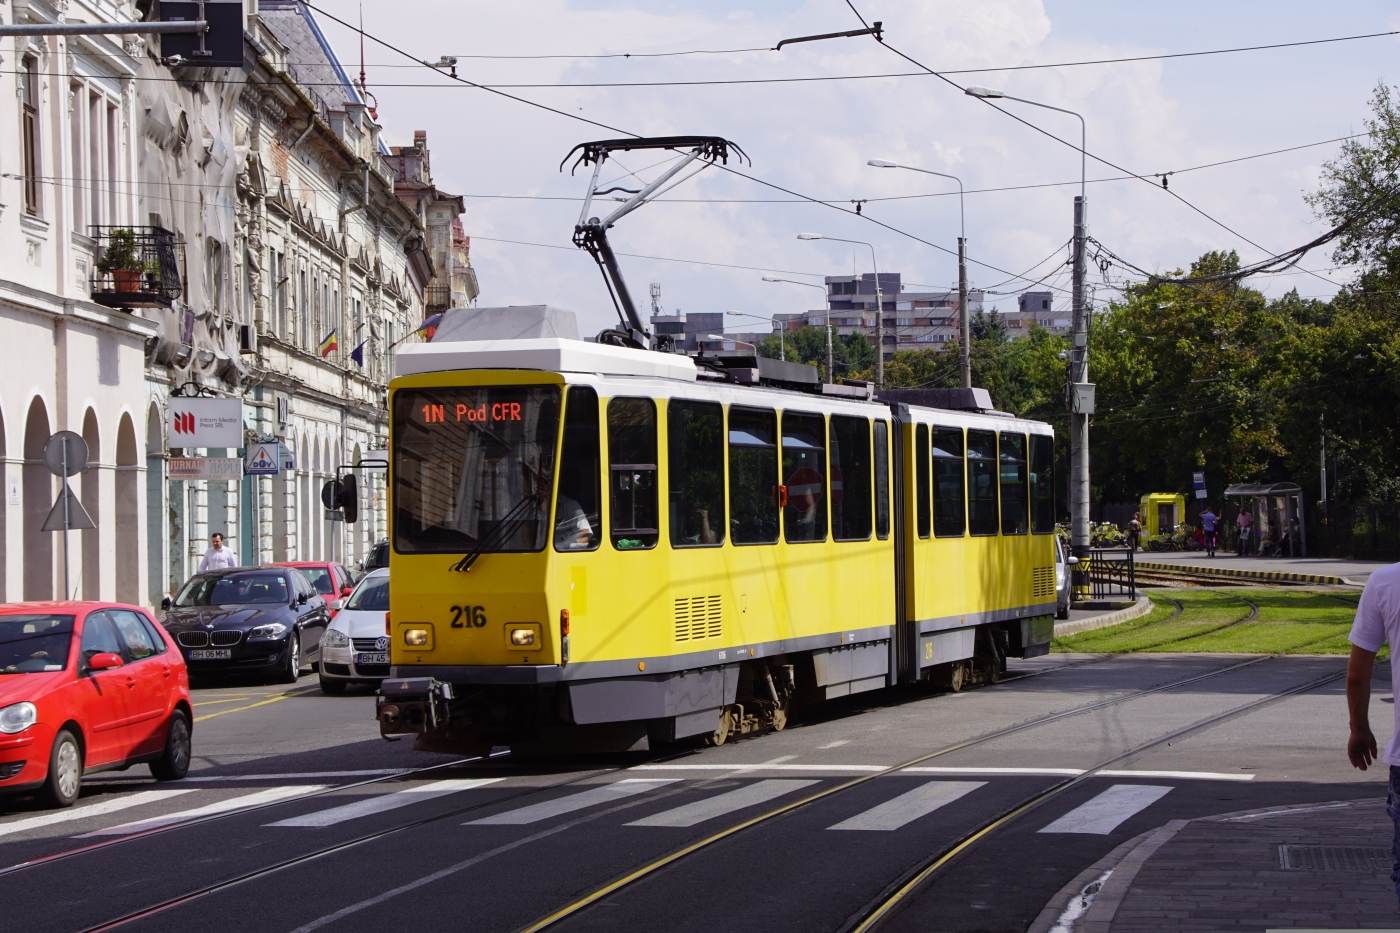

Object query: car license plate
[355,652,389,666]
[188,648,232,660]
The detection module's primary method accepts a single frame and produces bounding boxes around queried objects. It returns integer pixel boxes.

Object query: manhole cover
[1278,844,1391,872]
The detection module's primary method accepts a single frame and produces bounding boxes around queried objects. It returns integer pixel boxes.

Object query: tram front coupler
[377,677,455,739]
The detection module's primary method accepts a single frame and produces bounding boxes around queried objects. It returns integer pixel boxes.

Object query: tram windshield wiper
[450,493,541,573]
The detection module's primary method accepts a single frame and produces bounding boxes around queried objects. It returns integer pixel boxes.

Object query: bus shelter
[1139,492,1186,537]
[1224,482,1306,557]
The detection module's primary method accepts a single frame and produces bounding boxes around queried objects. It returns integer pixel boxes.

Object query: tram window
[915,424,930,539]
[1030,434,1055,534]
[668,400,725,548]
[967,429,999,536]
[782,412,827,543]
[608,397,658,549]
[874,421,890,540]
[999,432,1029,535]
[729,407,779,545]
[932,427,966,537]
[555,387,601,552]
[830,416,872,541]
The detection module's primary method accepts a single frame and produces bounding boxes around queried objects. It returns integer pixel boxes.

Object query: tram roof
[395,337,699,382]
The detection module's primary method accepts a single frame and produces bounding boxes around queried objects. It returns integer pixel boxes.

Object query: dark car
[160,568,329,684]
[361,540,388,573]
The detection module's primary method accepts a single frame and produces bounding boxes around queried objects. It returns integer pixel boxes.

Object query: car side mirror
[88,652,124,671]
[160,595,172,611]
[1067,556,1080,565]
[341,585,353,598]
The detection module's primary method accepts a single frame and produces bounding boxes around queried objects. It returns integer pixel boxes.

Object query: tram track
[845,663,1346,932]
[52,654,1262,932]
[517,653,1278,932]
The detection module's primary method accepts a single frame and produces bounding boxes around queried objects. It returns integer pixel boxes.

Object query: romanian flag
[318,328,338,358]
[416,311,445,342]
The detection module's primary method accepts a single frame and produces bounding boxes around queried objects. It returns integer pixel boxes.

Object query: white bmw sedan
[318,568,390,694]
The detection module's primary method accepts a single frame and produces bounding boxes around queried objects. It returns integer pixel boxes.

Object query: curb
[1134,560,1348,586]
[1054,595,1154,637]
[1029,797,1383,933]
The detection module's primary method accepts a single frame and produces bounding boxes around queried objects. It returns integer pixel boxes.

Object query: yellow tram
[375,319,1056,752]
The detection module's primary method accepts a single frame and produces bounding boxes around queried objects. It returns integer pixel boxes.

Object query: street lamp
[725,310,784,361]
[867,159,970,388]
[796,234,885,387]
[967,85,1090,596]
[760,277,831,378]
[702,333,756,354]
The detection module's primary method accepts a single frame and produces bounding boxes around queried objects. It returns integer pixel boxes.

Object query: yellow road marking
[193,686,315,723]
[191,696,260,706]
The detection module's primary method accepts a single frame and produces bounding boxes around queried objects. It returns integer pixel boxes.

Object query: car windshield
[393,386,561,554]
[346,576,389,611]
[175,572,290,606]
[298,567,334,595]
[0,614,74,674]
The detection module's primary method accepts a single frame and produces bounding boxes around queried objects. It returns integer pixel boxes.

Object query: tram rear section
[371,312,1057,753]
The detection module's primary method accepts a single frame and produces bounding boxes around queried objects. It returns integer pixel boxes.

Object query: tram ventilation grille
[1032,566,1055,599]
[674,595,723,642]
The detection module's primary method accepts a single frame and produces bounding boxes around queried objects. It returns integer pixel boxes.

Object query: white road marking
[903,766,1083,777]
[625,779,817,828]
[817,740,850,749]
[1220,801,1358,823]
[759,755,798,765]
[1097,769,1253,782]
[466,779,677,826]
[268,779,503,828]
[631,763,886,773]
[1038,784,1172,835]
[829,781,984,831]
[88,769,408,784]
[77,785,325,837]
[0,790,197,840]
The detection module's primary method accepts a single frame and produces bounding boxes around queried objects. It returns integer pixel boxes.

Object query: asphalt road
[0,654,1384,933]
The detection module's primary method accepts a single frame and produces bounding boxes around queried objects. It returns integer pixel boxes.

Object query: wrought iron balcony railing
[89,225,184,309]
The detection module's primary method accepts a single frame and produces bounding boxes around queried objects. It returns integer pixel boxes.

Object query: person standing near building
[1128,512,1142,552]
[1345,562,1400,905]
[1200,506,1219,558]
[1236,507,1253,556]
[198,532,238,572]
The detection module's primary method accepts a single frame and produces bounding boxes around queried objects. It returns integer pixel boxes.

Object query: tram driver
[554,494,594,550]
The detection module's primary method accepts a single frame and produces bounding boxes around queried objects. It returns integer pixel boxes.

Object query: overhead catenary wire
[298,1,1079,297]
[842,0,1348,291]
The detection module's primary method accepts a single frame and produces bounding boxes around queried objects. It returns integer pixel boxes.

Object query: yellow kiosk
[1139,493,1186,537]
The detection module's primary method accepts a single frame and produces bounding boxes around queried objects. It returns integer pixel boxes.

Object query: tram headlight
[507,625,539,648]
[403,626,433,649]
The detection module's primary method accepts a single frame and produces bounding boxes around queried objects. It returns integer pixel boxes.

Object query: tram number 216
[449,605,488,628]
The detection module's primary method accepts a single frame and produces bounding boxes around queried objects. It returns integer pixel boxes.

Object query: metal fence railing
[1085,547,1136,601]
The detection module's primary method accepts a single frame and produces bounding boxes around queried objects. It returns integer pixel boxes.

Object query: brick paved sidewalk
[1035,797,1400,932]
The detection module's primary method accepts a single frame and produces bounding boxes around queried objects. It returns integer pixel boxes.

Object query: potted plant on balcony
[97,228,142,292]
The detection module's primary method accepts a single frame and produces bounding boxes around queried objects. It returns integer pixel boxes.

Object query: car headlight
[322,628,351,649]
[0,702,37,735]
[247,622,290,641]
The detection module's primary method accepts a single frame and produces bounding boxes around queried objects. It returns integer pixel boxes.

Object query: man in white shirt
[198,532,238,572]
[1346,561,1400,903]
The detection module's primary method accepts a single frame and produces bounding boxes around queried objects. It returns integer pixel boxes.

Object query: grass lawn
[1053,588,1362,655]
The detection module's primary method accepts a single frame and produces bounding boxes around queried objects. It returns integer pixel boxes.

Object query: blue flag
[350,341,366,367]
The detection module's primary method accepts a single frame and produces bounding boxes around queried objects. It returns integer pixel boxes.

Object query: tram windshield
[393,386,562,553]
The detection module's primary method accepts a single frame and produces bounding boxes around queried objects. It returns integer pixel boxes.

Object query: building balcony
[424,283,452,312]
[89,226,184,309]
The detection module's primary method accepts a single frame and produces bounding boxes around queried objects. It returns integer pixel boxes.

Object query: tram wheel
[948,661,967,693]
[703,707,735,747]
[769,701,789,733]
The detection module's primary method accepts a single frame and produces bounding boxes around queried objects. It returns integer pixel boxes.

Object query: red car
[269,562,356,618]
[0,602,193,808]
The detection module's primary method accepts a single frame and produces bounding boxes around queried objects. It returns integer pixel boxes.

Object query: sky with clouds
[310,0,1400,336]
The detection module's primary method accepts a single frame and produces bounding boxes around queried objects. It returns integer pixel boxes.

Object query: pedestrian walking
[1236,508,1252,556]
[1128,512,1142,552]
[1345,562,1400,905]
[198,532,238,572]
[1200,506,1219,558]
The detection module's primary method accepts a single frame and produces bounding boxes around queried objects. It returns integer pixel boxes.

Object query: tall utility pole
[1069,195,1091,586]
[797,234,883,387]
[957,236,970,388]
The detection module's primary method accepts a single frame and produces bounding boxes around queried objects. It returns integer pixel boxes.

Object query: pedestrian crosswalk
[0,773,1180,853]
